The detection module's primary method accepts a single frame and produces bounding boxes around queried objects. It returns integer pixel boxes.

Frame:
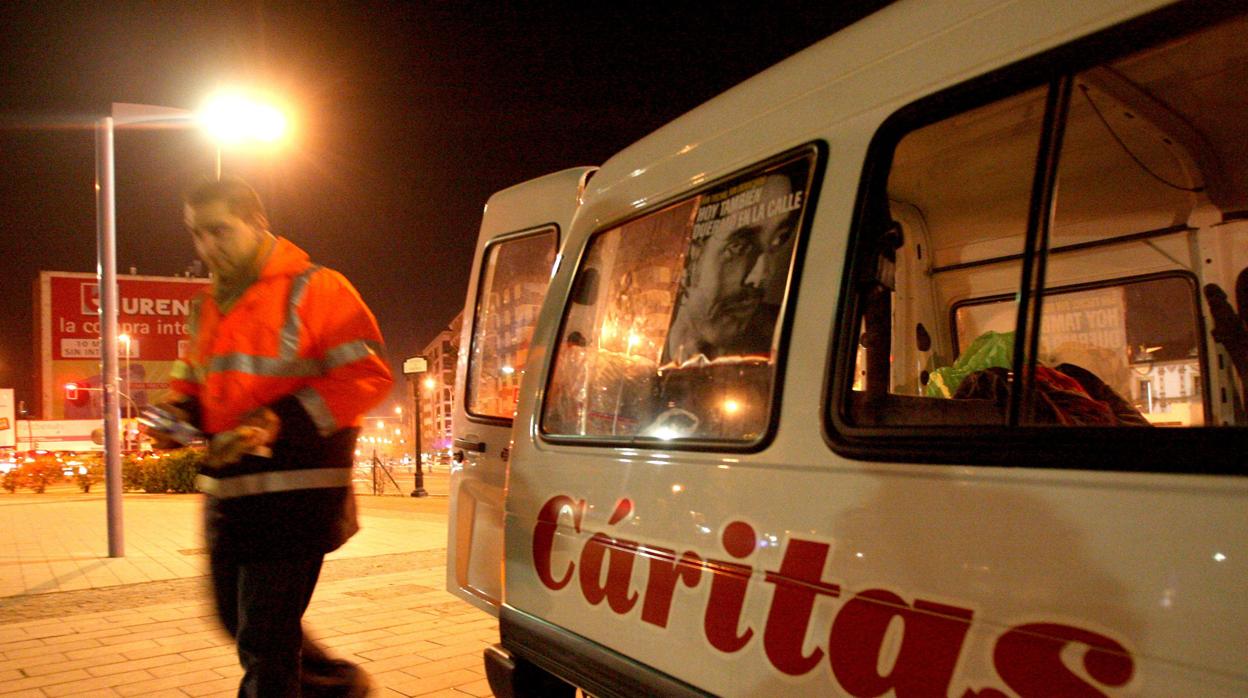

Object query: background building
[416,312,461,464]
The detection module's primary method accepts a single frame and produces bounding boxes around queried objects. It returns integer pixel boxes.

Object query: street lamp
[403,356,429,497]
[95,96,290,557]
[199,91,291,177]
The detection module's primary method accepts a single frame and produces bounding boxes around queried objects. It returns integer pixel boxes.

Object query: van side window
[833,12,1247,468]
[542,151,817,445]
[466,227,557,421]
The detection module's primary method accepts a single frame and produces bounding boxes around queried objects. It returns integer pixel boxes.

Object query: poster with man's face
[663,157,811,366]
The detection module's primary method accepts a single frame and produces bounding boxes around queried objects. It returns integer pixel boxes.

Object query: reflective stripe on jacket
[170,237,393,436]
[197,466,354,498]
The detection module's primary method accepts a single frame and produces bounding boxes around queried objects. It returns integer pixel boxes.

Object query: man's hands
[140,403,196,450]
[206,407,281,468]
[140,397,282,468]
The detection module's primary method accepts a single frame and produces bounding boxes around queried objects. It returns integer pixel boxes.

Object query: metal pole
[372,448,379,495]
[95,117,124,557]
[410,375,427,497]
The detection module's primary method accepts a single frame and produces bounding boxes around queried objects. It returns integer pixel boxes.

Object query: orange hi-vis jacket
[171,237,391,434]
[169,238,392,516]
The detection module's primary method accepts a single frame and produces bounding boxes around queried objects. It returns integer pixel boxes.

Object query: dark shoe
[301,659,372,697]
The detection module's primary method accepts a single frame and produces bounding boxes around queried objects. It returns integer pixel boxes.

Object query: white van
[448,1,1248,695]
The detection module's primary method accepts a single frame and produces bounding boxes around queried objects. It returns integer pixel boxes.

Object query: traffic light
[65,382,88,407]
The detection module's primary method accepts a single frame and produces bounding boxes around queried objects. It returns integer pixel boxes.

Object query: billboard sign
[36,272,209,419]
[14,420,102,452]
[0,389,13,448]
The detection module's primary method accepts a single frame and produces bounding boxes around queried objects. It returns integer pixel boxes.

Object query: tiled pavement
[0,472,500,697]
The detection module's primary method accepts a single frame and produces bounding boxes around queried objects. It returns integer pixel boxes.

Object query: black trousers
[209,550,361,697]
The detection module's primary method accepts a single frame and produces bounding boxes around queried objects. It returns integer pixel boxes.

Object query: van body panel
[447,166,595,614]
[452,0,1248,694]
[504,459,1247,694]
[508,313,1248,696]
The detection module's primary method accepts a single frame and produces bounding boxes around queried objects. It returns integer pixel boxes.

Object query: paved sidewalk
[0,472,500,697]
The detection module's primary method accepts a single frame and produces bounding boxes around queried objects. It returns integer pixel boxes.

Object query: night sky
[0,1,887,409]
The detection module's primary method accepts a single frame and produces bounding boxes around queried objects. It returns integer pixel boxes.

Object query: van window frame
[538,143,827,452]
[825,0,1247,474]
[463,223,560,427]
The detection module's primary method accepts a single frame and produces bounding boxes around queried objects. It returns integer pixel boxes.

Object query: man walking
[164,176,392,696]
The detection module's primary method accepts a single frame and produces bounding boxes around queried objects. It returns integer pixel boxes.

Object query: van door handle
[454,438,486,453]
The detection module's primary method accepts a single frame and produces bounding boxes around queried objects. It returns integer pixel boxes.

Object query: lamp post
[403,356,429,497]
[95,97,289,557]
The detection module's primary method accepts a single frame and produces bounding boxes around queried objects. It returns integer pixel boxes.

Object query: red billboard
[35,272,209,419]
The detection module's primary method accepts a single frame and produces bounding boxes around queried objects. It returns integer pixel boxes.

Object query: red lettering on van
[993,623,1133,697]
[578,499,641,614]
[703,521,757,653]
[829,589,974,697]
[533,495,585,590]
[527,494,1135,694]
[762,539,840,675]
[640,547,703,628]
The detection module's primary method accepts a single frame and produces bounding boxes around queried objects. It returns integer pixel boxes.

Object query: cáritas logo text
[532,494,1134,697]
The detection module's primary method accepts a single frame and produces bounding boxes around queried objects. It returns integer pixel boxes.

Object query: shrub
[0,450,204,495]
[20,454,64,493]
[121,453,146,491]
[0,454,64,493]
[160,449,202,493]
[123,449,204,493]
[69,453,103,493]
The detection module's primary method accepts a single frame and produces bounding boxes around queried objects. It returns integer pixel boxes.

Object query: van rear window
[542,151,817,446]
[952,276,1205,426]
[466,227,558,421]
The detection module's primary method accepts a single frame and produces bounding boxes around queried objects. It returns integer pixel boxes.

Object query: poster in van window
[662,159,809,367]
[542,153,814,442]
[1036,287,1129,390]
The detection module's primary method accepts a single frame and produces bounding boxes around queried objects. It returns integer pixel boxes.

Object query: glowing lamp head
[200,93,289,145]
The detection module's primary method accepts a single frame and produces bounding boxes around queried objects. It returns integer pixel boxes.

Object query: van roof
[579,0,1190,224]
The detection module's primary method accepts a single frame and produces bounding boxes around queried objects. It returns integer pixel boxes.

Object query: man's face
[682,175,798,348]
[184,200,266,284]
